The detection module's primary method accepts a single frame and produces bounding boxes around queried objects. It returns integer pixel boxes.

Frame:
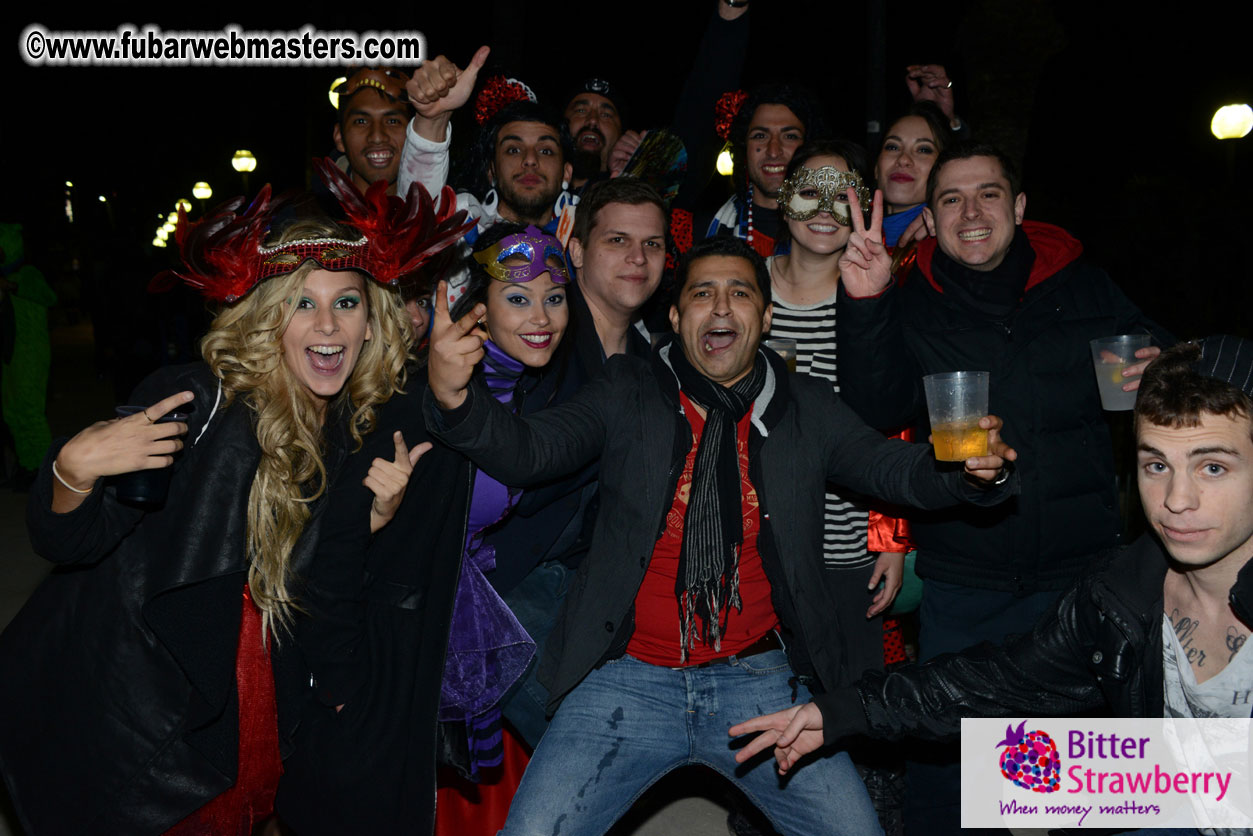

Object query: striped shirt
[765,259,872,569]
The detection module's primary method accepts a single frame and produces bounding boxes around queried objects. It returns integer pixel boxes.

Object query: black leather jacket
[815,534,1253,745]
[1,364,337,835]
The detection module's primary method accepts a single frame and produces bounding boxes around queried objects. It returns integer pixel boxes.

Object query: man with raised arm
[330,67,413,193]
[422,228,1019,835]
[401,47,571,237]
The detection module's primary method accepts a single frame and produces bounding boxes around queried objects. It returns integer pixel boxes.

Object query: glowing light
[176,198,192,212]
[1211,104,1253,140]
[192,182,213,200]
[329,76,347,109]
[156,227,169,241]
[65,180,73,188]
[716,146,734,177]
[166,212,179,225]
[97,195,107,203]
[232,149,257,173]
[152,237,167,248]
[162,222,177,234]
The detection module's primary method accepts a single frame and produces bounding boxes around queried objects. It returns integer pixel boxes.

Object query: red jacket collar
[914,219,1084,293]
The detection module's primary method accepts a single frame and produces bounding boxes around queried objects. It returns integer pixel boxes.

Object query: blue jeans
[500,650,883,836]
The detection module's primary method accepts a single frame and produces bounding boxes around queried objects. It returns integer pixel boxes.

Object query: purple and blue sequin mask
[472,225,570,284]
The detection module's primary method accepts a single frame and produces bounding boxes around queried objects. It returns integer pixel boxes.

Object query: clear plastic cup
[923,371,990,462]
[763,338,798,373]
[1089,335,1151,411]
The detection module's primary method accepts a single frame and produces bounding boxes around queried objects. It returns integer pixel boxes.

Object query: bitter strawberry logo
[996,720,1061,793]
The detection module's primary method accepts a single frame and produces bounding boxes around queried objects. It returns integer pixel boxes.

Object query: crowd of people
[2,3,1249,836]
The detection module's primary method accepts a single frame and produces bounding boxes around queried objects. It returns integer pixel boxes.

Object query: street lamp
[176,198,192,213]
[232,150,257,194]
[193,181,213,213]
[1211,104,1253,140]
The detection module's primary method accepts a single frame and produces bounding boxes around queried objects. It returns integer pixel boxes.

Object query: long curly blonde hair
[201,218,413,637]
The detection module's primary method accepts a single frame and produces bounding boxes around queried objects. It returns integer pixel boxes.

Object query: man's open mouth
[702,329,737,353]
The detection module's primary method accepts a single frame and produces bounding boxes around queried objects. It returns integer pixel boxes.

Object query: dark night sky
[5,0,1251,339]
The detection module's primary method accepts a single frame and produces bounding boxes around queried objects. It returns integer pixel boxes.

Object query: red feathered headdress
[152,161,473,303]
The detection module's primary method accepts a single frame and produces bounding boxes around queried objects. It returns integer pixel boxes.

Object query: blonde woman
[0,173,467,835]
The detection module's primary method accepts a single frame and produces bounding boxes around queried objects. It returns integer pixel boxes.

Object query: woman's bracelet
[52,459,94,495]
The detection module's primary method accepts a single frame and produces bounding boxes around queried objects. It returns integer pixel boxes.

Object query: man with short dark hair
[331,67,412,192]
[399,48,571,237]
[566,178,668,361]
[424,235,1019,834]
[836,140,1171,834]
[705,83,825,258]
[733,339,1253,830]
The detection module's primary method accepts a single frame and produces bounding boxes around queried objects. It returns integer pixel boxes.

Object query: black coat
[814,533,1253,745]
[837,221,1172,593]
[276,377,468,836]
[0,364,337,835]
[426,345,1017,711]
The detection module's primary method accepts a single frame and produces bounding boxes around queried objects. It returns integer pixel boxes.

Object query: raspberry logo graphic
[996,720,1061,793]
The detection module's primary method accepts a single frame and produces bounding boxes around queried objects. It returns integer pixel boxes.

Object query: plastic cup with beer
[763,338,798,373]
[1089,335,1151,411]
[923,371,990,462]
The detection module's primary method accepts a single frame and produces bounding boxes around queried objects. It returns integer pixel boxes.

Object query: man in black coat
[732,338,1253,836]
[425,235,1018,835]
[836,140,1172,834]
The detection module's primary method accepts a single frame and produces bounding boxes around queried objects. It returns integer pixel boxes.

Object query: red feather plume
[313,158,473,286]
[149,186,278,302]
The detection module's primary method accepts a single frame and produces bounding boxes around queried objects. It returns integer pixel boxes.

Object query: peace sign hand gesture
[427,280,487,411]
[837,188,893,298]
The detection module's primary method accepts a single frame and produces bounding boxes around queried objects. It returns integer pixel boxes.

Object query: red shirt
[627,393,780,666]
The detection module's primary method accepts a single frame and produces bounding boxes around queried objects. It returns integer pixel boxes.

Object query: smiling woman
[278,222,573,834]
[0,166,469,835]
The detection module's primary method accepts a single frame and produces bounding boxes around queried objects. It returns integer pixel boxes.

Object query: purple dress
[437,339,536,777]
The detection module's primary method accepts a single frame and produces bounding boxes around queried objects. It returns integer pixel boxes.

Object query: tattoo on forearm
[1169,608,1206,667]
[1227,627,1247,662]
